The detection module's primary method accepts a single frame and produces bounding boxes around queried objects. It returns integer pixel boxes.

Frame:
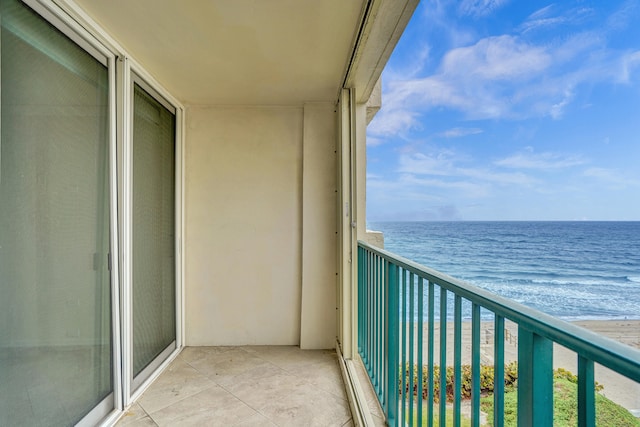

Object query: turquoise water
[367,221,640,320]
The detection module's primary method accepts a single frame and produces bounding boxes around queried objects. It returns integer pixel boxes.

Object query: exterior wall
[366,78,381,125]
[184,105,337,347]
[364,231,384,249]
[300,104,337,349]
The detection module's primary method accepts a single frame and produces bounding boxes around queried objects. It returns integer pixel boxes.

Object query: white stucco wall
[184,105,337,347]
[300,104,337,349]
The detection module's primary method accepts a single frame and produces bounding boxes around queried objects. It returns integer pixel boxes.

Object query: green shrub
[400,362,638,426]
[408,407,472,427]
[554,367,604,392]
[480,378,640,427]
[400,362,606,403]
[400,361,518,402]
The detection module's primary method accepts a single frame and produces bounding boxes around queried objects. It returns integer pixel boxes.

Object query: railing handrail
[358,240,640,382]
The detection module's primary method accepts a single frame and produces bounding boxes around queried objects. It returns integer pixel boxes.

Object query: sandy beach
[559,320,639,415]
[405,319,640,414]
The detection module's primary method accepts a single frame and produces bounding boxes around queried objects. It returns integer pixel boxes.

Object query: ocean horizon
[367,221,640,321]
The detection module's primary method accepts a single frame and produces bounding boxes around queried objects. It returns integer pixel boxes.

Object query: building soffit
[66,0,417,106]
[68,0,363,105]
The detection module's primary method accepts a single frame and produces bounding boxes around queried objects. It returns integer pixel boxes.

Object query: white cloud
[458,0,509,17]
[367,176,445,203]
[520,16,567,33]
[421,1,479,48]
[528,4,555,21]
[371,3,640,128]
[619,50,640,83]
[584,167,612,178]
[398,151,458,176]
[378,35,555,122]
[367,108,421,137]
[383,45,432,81]
[439,127,484,138]
[377,29,632,124]
[366,149,540,219]
[398,150,537,187]
[400,174,491,197]
[366,136,385,147]
[368,2,640,221]
[583,167,640,188]
[606,0,639,31]
[520,5,595,34]
[440,35,550,80]
[495,150,586,169]
[456,167,535,186]
[549,91,574,119]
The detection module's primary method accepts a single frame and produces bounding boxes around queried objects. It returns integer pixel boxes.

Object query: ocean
[367,221,640,321]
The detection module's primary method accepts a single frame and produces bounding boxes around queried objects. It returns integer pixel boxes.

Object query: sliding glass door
[130,80,177,390]
[0,0,114,424]
[0,0,181,421]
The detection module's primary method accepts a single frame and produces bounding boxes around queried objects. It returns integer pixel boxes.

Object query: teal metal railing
[357,240,640,427]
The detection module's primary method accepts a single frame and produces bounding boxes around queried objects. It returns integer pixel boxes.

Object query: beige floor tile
[188,347,274,386]
[231,411,278,426]
[287,358,347,399]
[148,385,259,427]
[214,360,285,386]
[249,346,337,370]
[223,368,309,410]
[129,346,353,426]
[137,358,216,414]
[116,403,150,425]
[116,415,158,426]
[258,386,351,427]
[179,346,236,364]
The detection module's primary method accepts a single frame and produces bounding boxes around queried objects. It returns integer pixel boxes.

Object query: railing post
[453,295,462,427]
[357,245,364,355]
[578,356,595,427]
[385,260,399,427]
[471,303,481,427]
[439,289,448,425]
[427,281,435,427]
[494,315,505,427]
[518,326,554,427]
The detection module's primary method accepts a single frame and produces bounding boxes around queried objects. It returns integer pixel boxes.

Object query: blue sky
[367,0,640,221]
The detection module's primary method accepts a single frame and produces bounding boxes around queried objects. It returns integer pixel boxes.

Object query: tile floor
[116,346,354,426]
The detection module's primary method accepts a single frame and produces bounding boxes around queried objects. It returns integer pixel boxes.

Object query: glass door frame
[120,59,184,406]
[14,0,185,419]
[16,0,124,425]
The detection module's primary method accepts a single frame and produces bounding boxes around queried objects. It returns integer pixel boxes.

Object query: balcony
[110,241,640,427]
[357,241,640,426]
[116,346,353,426]
[6,1,638,426]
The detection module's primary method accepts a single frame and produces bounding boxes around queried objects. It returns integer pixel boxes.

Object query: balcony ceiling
[73,0,366,105]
